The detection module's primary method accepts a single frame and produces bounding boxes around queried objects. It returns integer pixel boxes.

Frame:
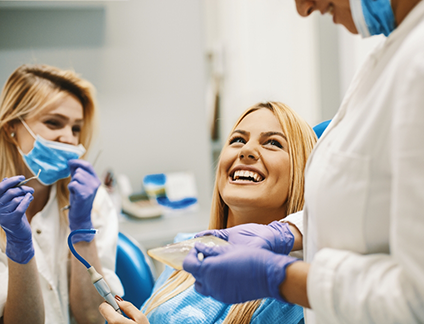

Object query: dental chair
[313,119,331,139]
[115,232,155,309]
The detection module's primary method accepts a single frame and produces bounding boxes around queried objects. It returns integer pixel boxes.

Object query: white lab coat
[303,2,424,323]
[0,185,124,324]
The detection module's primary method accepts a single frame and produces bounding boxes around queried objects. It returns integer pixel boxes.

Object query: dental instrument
[68,229,122,314]
[14,169,41,187]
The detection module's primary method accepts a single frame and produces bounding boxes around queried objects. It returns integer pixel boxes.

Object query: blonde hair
[0,64,98,248]
[143,102,317,323]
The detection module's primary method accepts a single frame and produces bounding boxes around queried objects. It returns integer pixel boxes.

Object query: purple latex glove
[195,221,294,255]
[68,160,101,243]
[0,176,34,264]
[183,242,298,304]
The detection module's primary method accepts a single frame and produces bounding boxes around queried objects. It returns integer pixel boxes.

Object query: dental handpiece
[88,266,122,314]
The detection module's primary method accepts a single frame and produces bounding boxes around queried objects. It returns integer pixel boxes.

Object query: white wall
[0,0,213,209]
[203,0,386,144]
[204,0,321,144]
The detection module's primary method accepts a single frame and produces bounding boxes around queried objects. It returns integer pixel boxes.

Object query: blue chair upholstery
[313,119,331,139]
[115,232,155,309]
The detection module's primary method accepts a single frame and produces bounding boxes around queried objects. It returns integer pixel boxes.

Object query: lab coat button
[48,284,53,290]
[36,229,42,234]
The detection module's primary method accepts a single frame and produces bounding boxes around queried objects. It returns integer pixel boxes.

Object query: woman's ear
[5,121,18,140]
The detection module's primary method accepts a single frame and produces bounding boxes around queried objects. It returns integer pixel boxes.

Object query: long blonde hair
[0,64,98,248]
[143,102,317,323]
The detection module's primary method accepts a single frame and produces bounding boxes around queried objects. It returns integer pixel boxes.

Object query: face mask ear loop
[18,117,37,140]
[349,0,371,37]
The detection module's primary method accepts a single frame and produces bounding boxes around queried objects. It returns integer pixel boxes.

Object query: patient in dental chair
[100,101,317,324]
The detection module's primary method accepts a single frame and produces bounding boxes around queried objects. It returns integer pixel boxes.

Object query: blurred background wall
[0,0,383,246]
[0,0,212,210]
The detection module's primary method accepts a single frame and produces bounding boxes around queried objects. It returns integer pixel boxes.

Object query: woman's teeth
[232,170,263,182]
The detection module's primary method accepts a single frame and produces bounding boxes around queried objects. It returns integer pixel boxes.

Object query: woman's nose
[295,0,317,17]
[239,145,259,162]
[58,127,78,145]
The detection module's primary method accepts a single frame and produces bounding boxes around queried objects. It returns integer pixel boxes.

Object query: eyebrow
[44,113,84,124]
[261,131,287,141]
[231,129,287,141]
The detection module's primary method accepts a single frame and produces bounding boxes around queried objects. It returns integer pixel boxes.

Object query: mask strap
[349,0,371,38]
[19,117,37,140]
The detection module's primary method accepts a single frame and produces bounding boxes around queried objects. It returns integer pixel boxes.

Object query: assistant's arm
[3,258,44,324]
[0,177,44,324]
[67,160,105,324]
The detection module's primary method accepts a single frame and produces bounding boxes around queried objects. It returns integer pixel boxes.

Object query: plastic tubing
[67,229,97,268]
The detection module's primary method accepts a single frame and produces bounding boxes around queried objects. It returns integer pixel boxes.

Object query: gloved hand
[68,160,101,243]
[183,242,298,304]
[195,221,294,255]
[0,176,34,264]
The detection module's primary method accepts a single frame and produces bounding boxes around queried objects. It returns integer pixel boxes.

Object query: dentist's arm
[183,243,309,306]
[0,177,44,324]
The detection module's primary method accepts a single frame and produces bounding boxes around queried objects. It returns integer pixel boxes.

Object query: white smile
[231,170,264,183]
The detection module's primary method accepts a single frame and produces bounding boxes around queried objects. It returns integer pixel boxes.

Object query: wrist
[266,253,298,302]
[69,215,94,243]
[6,236,34,264]
[268,221,295,254]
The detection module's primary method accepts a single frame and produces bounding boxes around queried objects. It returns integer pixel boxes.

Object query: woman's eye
[44,120,61,128]
[72,126,81,134]
[265,139,283,149]
[229,137,246,145]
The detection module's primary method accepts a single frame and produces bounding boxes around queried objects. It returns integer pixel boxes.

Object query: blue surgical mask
[350,0,396,37]
[18,118,86,186]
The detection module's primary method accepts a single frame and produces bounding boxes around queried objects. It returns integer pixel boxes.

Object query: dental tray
[147,236,230,270]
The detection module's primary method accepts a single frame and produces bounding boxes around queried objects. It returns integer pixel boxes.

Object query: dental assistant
[183,0,424,323]
[0,64,123,324]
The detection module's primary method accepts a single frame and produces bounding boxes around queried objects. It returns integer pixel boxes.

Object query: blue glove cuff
[266,254,298,302]
[69,218,94,243]
[6,237,34,264]
[268,221,295,255]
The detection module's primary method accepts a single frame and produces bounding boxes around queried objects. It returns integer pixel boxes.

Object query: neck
[226,205,286,228]
[392,0,421,26]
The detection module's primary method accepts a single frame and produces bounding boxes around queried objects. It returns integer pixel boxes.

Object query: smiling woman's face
[13,93,84,154]
[217,108,290,221]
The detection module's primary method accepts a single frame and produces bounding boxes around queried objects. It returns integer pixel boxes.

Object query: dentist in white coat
[183,0,424,323]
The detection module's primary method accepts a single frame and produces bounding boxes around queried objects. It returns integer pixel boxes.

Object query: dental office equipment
[68,229,122,314]
[147,235,229,270]
[14,169,41,187]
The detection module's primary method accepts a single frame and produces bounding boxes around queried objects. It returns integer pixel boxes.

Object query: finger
[0,176,25,196]
[194,242,226,257]
[99,302,133,324]
[194,229,229,241]
[0,196,23,212]
[0,187,31,206]
[68,159,96,176]
[117,300,150,323]
[69,167,100,187]
[15,193,33,215]
[182,247,202,276]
